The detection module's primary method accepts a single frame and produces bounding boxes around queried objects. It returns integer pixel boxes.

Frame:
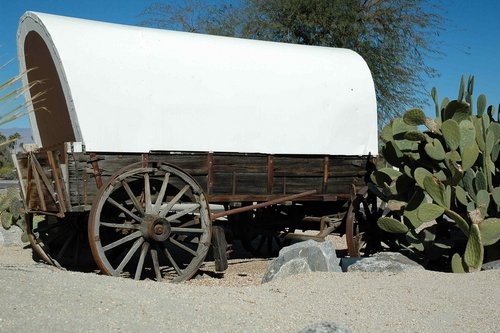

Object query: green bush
[0,61,43,241]
[370,76,500,272]
[0,187,27,242]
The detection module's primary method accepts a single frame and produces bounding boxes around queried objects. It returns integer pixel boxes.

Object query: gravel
[1,245,499,333]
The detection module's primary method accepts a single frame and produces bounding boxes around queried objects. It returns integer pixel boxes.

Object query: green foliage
[0,63,23,177]
[0,62,40,127]
[0,132,21,179]
[478,218,500,246]
[377,217,409,233]
[0,187,27,241]
[451,253,465,273]
[1,59,45,179]
[371,76,500,272]
[0,60,44,242]
[140,0,445,126]
[464,224,483,272]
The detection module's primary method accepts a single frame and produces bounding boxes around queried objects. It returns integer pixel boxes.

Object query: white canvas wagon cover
[18,11,378,155]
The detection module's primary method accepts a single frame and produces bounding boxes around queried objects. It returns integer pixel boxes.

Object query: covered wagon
[14,12,378,281]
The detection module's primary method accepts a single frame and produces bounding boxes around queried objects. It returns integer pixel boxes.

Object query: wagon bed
[16,147,369,214]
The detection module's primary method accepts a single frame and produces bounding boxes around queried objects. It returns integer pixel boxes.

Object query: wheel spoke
[122,180,144,216]
[107,197,142,222]
[168,237,197,256]
[100,222,140,230]
[166,204,200,222]
[171,234,198,244]
[134,242,150,280]
[176,218,198,228]
[103,231,142,251]
[162,244,182,275]
[150,247,162,281]
[159,185,190,218]
[171,227,205,234]
[153,172,170,214]
[116,237,144,275]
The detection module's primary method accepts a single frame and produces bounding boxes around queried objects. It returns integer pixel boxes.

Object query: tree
[0,132,20,179]
[141,0,445,126]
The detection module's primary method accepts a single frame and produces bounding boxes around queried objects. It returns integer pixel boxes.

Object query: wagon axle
[141,215,172,242]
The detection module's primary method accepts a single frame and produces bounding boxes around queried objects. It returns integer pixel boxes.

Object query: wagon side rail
[14,150,70,217]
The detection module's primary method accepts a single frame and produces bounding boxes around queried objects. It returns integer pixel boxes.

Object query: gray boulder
[298,321,353,333]
[262,240,341,283]
[347,252,424,273]
[482,259,500,271]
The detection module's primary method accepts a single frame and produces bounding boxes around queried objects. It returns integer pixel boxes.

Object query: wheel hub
[141,215,171,242]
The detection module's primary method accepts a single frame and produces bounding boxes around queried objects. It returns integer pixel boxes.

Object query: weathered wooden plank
[212,155,267,173]
[88,154,141,178]
[152,153,208,175]
[273,156,324,175]
[326,176,365,195]
[329,155,369,166]
[235,173,268,195]
[273,176,323,194]
[16,151,371,211]
[67,152,94,207]
[192,176,208,191]
[211,172,270,195]
[15,153,60,212]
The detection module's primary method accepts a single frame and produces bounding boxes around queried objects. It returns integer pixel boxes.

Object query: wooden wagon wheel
[26,213,94,270]
[88,162,211,282]
[345,186,387,257]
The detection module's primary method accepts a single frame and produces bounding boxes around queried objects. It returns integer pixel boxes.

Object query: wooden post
[267,155,274,194]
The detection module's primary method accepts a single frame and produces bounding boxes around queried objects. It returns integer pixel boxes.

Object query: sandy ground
[0,243,499,333]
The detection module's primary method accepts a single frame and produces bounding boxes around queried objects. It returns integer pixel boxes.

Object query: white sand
[0,246,499,332]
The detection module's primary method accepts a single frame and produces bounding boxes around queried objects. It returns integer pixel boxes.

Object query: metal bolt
[154,224,164,235]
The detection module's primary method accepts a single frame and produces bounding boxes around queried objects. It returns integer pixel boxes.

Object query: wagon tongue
[141,215,171,242]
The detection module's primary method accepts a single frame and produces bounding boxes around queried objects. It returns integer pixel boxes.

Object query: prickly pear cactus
[371,76,500,272]
[0,187,27,242]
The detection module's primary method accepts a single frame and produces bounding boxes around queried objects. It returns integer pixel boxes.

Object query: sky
[0,0,499,129]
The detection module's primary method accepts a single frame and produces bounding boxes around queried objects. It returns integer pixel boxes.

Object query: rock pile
[263,240,426,283]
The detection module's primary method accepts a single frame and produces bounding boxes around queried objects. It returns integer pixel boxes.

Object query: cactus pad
[464,224,483,272]
[441,119,461,151]
[403,108,427,126]
[377,217,409,234]
[478,218,500,246]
